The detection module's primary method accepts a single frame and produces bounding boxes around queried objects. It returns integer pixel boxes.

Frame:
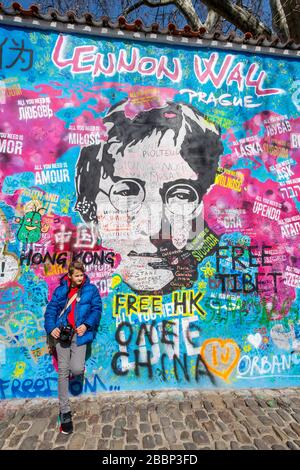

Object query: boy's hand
[76,324,87,336]
[51,328,60,339]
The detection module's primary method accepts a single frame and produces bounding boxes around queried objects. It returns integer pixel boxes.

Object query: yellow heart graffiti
[201,338,240,382]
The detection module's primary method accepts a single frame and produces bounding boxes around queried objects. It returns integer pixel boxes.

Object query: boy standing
[44,261,102,434]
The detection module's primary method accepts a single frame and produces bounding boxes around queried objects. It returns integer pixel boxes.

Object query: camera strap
[58,292,78,319]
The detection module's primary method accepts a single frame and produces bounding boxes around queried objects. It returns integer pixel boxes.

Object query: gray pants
[56,334,87,414]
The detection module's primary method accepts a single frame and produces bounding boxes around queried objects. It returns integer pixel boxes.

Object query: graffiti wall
[1,21,300,400]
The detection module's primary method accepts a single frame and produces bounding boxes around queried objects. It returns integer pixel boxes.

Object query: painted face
[95,130,204,292]
[17,211,42,243]
[69,269,85,287]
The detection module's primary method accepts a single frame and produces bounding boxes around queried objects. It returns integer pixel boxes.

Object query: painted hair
[75,100,223,223]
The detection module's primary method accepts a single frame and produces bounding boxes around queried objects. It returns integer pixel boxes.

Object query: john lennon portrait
[75,100,223,294]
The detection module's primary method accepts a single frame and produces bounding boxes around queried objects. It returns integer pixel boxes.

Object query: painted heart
[247,333,262,349]
[201,339,240,382]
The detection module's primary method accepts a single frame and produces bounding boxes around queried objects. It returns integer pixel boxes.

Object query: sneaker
[59,411,73,434]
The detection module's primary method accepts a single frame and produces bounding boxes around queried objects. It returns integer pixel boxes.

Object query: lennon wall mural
[1,20,300,399]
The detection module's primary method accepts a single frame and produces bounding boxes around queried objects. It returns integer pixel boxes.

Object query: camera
[59,325,74,345]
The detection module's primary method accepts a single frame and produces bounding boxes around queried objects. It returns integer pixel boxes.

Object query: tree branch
[280,0,300,42]
[201,0,273,38]
[270,0,290,41]
[123,0,174,17]
[124,0,204,29]
[174,0,204,29]
[204,9,220,32]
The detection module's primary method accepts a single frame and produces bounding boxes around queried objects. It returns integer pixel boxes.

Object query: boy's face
[69,269,84,287]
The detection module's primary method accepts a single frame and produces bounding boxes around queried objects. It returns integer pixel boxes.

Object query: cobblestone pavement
[1,388,300,450]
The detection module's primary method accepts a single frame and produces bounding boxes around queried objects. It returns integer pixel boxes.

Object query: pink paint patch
[52,350,58,372]
[205,110,300,316]
[0,83,113,182]
[164,113,177,118]
[123,85,177,119]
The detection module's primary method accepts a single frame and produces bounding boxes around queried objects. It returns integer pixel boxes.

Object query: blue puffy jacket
[44,274,102,346]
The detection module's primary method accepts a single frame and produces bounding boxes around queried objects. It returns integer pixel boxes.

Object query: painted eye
[26,218,31,222]
[167,187,197,203]
[35,220,39,224]
[110,179,145,212]
[165,184,199,215]
[112,181,141,197]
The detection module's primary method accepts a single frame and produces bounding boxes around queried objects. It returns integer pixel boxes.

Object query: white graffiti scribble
[0,309,46,362]
[73,223,98,249]
[0,250,19,287]
[280,184,300,199]
[270,323,296,351]
[54,224,72,250]
[291,80,300,112]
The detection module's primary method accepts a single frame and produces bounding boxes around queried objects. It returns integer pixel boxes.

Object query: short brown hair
[68,261,85,275]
